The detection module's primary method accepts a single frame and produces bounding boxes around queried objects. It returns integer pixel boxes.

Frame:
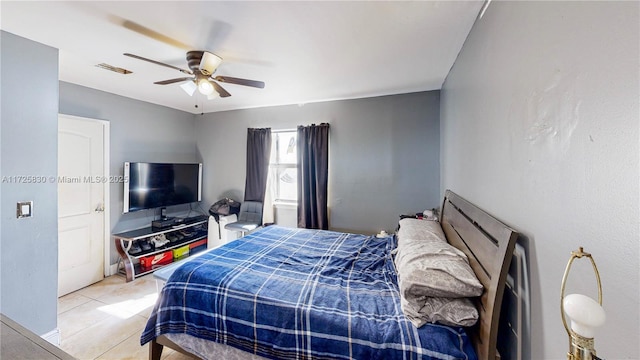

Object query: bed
[141,190,518,359]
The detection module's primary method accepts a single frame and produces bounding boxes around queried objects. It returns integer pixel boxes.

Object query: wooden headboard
[440,190,518,360]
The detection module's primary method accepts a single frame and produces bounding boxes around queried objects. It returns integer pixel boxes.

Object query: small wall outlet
[17,201,33,218]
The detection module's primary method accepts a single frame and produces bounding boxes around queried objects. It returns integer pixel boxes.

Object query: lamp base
[568,353,603,360]
[567,332,597,360]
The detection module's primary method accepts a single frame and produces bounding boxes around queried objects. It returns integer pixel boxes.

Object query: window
[270,131,297,203]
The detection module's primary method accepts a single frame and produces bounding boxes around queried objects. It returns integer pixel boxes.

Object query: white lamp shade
[199,52,223,76]
[563,293,606,338]
[207,92,220,100]
[197,79,215,96]
[179,81,197,96]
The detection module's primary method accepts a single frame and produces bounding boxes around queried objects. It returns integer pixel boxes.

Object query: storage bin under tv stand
[114,218,207,282]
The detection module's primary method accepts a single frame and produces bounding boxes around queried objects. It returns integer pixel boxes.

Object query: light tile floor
[57,274,192,360]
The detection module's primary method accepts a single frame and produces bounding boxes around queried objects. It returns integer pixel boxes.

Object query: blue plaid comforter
[141,226,476,360]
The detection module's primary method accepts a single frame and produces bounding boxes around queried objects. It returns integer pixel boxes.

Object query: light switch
[17,201,32,218]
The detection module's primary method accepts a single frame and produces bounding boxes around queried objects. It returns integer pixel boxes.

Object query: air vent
[95,63,132,74]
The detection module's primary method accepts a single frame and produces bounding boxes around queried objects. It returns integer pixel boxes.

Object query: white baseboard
[109,263,119,276]
[41,328,60,346]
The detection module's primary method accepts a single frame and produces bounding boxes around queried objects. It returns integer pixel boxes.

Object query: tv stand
[151,217,178,230]
[114,215,208,282]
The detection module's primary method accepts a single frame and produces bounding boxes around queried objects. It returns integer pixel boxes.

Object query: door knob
[95,204,105,212]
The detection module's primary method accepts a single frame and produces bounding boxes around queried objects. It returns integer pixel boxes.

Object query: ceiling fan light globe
[197,79,215,95]
[179,81,197,96]
[199,52,223,76]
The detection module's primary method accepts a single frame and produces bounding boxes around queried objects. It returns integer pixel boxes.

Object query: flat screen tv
[123,162,202,213]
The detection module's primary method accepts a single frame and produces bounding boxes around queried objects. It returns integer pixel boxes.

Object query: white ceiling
[1,1,483,114]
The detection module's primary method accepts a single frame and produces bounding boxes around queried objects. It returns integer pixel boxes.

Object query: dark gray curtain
[244,128,272,203]
[297,123,329,229]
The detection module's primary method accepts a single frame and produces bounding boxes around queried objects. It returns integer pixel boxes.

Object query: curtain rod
[272,128,296,133]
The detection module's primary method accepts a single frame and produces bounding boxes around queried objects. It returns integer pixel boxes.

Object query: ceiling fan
[124,51,265,99]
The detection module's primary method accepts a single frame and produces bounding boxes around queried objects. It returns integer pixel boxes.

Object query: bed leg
[149,339,164,360]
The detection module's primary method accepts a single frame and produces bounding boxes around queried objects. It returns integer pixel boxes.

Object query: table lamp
[560,247,605,360]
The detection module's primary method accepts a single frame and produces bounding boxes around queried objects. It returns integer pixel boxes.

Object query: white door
[58,115,106,296]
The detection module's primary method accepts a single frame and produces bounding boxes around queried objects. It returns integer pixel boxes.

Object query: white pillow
[396,218,444,247]
[401,296,479,328]
[394,218,483,326]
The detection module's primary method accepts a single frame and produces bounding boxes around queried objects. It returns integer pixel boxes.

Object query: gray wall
[0,31,59,335]
[440,2,638,358]
[59,82,198,263]
[59,85,440,264]
[196,91,440,234]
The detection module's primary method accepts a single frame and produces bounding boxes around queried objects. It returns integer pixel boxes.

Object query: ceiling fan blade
[121,20,192,51]
[124,53,192,75]
[214,76,265,89]
[210,81,232,98]
[154,77,194,85]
